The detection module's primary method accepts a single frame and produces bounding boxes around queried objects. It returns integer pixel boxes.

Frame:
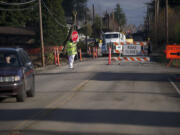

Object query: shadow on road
[91,72,180,82]
[1,130,141,135]
[0,108,180,127]
[36,72,180,82]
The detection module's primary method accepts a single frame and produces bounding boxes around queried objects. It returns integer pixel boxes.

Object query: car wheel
[16,83,26,102]
[27,78,35,97]
[0,97,6,102]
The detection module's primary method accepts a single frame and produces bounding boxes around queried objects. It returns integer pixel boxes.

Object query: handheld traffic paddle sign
[166,45,180,59]
[71,31,78,42]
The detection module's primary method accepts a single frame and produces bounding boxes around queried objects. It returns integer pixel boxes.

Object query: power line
[0,3,38,11]
[0,7,33,11]
[41,0,68,28]
[0,0,37,6]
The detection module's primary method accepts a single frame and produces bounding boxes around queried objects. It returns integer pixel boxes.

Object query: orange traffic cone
[108,47,111,65]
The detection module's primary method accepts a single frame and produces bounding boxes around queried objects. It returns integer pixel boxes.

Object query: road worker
[66,38,77,69]
[147,37,151,56]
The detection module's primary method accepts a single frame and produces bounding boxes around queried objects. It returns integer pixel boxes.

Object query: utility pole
[85,11,88,52]
[154,0,157,46]
[157,0,159,42]
[146,5,150,36]
[92,4,95,25]
[112,11,115,31]
[108,13,110,31]
[38,0,45,67]
[165,0,169,44]
[73,11,77,30]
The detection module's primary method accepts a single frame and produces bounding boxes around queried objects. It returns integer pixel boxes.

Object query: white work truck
[101,32,126,56]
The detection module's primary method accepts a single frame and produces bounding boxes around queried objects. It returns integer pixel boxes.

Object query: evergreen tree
[114,4,126,27]
[0,0,67,46]
[62,0,87,20]
[92,15,102,38]
[0,0,35,26]
[42,0,67,45]
[145,0,180,45]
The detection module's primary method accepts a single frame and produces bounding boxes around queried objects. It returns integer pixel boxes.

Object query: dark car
[0,48,35,102]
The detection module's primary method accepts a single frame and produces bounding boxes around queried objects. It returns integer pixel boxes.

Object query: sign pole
[167,59,173,67]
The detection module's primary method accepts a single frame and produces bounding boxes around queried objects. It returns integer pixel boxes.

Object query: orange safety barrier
[87,46,91,56]
[93,47,95,59]
[27,46,64,55]
[108,47,111,65]
[53,47,61,66]
[119,42,147,46]
[54,48,57,65]
[166,45,180,59]
[96,47,98,58]
[79,48,82,61]
[57,48,60,66]
[112,57,150,62]
[165,45,180,67]
[89,47,91,56]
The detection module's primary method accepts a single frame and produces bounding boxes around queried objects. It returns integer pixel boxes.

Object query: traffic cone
[54,48,57,65]
[57,48,60,66]
[108,47,111,65]
[93,47,95,59]
[96,47,98,58]
[79,48,82,61]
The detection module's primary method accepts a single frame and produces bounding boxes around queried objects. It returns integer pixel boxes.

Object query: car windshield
[0,51,20,67]
[105,34,119,39]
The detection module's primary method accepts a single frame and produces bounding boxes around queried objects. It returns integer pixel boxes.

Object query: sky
[87,0,152,26]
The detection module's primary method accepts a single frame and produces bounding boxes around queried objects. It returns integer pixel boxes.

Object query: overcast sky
[87,0,152,26]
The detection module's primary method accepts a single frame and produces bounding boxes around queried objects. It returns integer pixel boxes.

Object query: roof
[0,48,23,52]
[104,32,121,34]
[0,27,35,36]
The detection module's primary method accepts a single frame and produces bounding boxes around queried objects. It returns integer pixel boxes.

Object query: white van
[102,32,126,55]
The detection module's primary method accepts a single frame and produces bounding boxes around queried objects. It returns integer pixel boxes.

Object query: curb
[34,57,94,74]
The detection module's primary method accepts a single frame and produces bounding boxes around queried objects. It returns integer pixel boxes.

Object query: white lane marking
[168,78,180,95]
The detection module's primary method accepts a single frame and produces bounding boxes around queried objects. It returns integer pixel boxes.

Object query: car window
[0,52,19,67]
[18,51,26,66]
[18,50,31,66]
[105,34,119,39]
[22,50,31,63]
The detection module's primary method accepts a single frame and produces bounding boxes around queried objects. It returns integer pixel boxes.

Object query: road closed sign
[166,45,180,59]
[123,45,141,56]
[71,30,78,42]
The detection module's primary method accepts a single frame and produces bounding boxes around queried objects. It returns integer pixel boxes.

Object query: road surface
[0,57,180,135]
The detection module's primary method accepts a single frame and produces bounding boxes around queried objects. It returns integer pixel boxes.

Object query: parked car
[0,48,35,102]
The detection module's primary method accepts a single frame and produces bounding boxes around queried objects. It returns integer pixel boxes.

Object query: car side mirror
[25,62,32,67]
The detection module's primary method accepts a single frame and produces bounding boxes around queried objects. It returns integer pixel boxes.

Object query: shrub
[46,52,54,65]
[77,41,87,52]
[175,23,180,44]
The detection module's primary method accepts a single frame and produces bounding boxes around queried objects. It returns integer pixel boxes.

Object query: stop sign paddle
[71,31,78,42]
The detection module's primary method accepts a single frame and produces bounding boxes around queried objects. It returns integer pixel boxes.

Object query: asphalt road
[0,57,180,135]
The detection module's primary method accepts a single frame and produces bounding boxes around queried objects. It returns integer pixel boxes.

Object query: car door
[18,50,31,91]
[21,50,34,91]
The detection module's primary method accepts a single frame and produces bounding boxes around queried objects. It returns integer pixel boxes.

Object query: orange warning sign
[166,45,180,59]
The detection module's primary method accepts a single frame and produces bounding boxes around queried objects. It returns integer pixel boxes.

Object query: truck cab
[102,32,126,55]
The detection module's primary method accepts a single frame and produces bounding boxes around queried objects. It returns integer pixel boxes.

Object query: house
[0,27,35,48]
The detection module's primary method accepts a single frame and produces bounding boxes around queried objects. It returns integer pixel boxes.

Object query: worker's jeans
[68,55,75,68]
